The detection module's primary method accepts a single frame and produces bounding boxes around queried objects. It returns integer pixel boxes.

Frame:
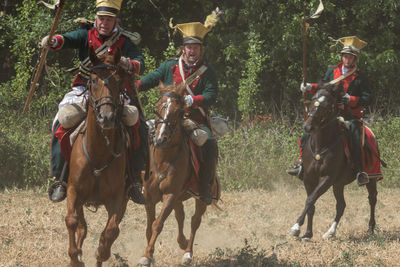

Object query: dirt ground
[1,185,400,267]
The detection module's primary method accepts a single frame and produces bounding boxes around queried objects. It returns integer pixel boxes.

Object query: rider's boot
[198,141,217,205]
[48,162,68,202]
[286,158,304,180]
[126,170,146,204]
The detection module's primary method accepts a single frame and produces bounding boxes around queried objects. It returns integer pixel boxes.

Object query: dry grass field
[1,184,400,267]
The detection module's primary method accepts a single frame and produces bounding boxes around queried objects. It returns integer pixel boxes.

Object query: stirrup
[356,171,370,186]
[48,180,67,203]
[286,160,303,180]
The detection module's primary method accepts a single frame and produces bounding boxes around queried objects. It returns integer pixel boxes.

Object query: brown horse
[288,82,378,240]
[65,47,129,267]
[138,83,212,266]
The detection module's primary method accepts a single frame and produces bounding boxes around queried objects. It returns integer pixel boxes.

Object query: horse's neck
[154,125,185,159]
[85,110,117,155]
[310,119,340,151]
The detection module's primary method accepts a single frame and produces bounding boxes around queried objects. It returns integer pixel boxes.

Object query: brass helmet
[339,36,367,57]
[170,8,223,45]
[96,0,122,17]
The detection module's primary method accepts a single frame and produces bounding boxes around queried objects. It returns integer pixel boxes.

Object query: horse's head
[88,46,126,129]
[303,82,344,133]
[153,82,186,147]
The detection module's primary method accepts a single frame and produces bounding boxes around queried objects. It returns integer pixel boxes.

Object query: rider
[43,0,147,203]
[287,36,372,186]
[137,10,222,205]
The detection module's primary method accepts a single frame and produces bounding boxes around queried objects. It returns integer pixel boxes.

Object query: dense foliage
[0,0,399,189]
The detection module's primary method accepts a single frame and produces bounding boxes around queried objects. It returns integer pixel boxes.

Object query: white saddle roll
[122,105,139,126]
[58,102,86,129]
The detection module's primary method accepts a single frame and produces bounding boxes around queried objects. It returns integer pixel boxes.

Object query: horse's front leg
[96,194,128,265]
[139,193,177,267]
[181,198,207,265]
[323,184,346,239]
[76,206,87,251]
[289,176,333,239]
[174,201,188,250]
[65,186,84,267]
[366,179,377,234]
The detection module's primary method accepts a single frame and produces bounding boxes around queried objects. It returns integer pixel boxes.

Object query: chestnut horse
[288,83,378,240]
[138,83,212,266]
[65,47,129,267]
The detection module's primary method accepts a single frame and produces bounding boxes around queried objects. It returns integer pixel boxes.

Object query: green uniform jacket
[139,58,218,121]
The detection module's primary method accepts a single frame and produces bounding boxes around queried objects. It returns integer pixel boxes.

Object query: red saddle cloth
[185,140,220,201]
[362,126,383,180]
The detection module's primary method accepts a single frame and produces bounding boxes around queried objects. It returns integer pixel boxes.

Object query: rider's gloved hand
[300,82,312,93]
[40,35,57,48]
[120,56,134,72]
[341,93,350,104]
[184,95,194,107]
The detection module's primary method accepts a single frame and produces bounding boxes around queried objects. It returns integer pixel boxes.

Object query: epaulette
[167,58,179,61]
[120,28,141,45]
[74,18,94,29]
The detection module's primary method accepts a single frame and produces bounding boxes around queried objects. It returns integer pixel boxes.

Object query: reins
[151,90,186,183]
[82,62,125,177]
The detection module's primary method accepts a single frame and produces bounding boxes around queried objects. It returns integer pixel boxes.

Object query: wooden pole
[22,0,66,115]
[302,4,308,121]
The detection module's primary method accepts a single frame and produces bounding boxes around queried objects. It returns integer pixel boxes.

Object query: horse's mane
[159,82,186,96]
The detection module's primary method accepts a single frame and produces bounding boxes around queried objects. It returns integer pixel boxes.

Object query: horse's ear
[89,46,99,65]
[114,47,121,65]
[158,81,165,91]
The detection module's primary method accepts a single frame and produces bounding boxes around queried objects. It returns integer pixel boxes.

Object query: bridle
[307,92,339,131]
[153,91,184,148]
[88,63,124,124]
[83,63,125,176]
[152,91,185,182]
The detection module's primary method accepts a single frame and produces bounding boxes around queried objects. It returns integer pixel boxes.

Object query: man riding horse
[287,36,372,186]
[44,0,147,204]
[137,13,221,205]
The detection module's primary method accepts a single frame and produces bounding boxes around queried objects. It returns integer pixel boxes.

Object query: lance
[22,0,66,115]
[302,0,324,120]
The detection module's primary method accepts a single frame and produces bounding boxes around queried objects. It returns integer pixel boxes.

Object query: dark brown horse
[65,47,129,267]
[288,82,378,240]
[138,83,214,266]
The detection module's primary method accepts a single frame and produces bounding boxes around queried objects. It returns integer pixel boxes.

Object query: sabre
[22,0,66,115]
[302,0,324,120]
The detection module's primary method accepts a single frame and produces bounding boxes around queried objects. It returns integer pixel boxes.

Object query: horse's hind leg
[323,184,346,239]
[65,187,84,267]
[366,179,377,234]
[174,201,188,250]
[181,199,207,265]
[96,196,128,265]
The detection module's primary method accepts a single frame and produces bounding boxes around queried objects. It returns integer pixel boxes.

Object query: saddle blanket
[362,126,383,180]
[185,140,220,201]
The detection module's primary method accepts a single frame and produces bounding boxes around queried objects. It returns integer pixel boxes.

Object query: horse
[288,82,378,240]
[138,82,213,266]
[65,47,130,267]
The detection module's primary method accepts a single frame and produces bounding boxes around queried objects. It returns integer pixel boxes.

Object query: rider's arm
[138,61,170,91]
[121,38,145,76]
[192,66,218,108]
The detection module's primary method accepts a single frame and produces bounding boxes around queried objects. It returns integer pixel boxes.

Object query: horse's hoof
[182,252,192,265]
[301,237,311,242]
[138,256,153,267]
[289,223,300,237]
[322,232,335,239]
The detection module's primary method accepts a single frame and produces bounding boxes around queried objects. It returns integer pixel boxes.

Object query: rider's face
[96,15,116,36]
[342,53,356,68]
[182,44,202,65]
